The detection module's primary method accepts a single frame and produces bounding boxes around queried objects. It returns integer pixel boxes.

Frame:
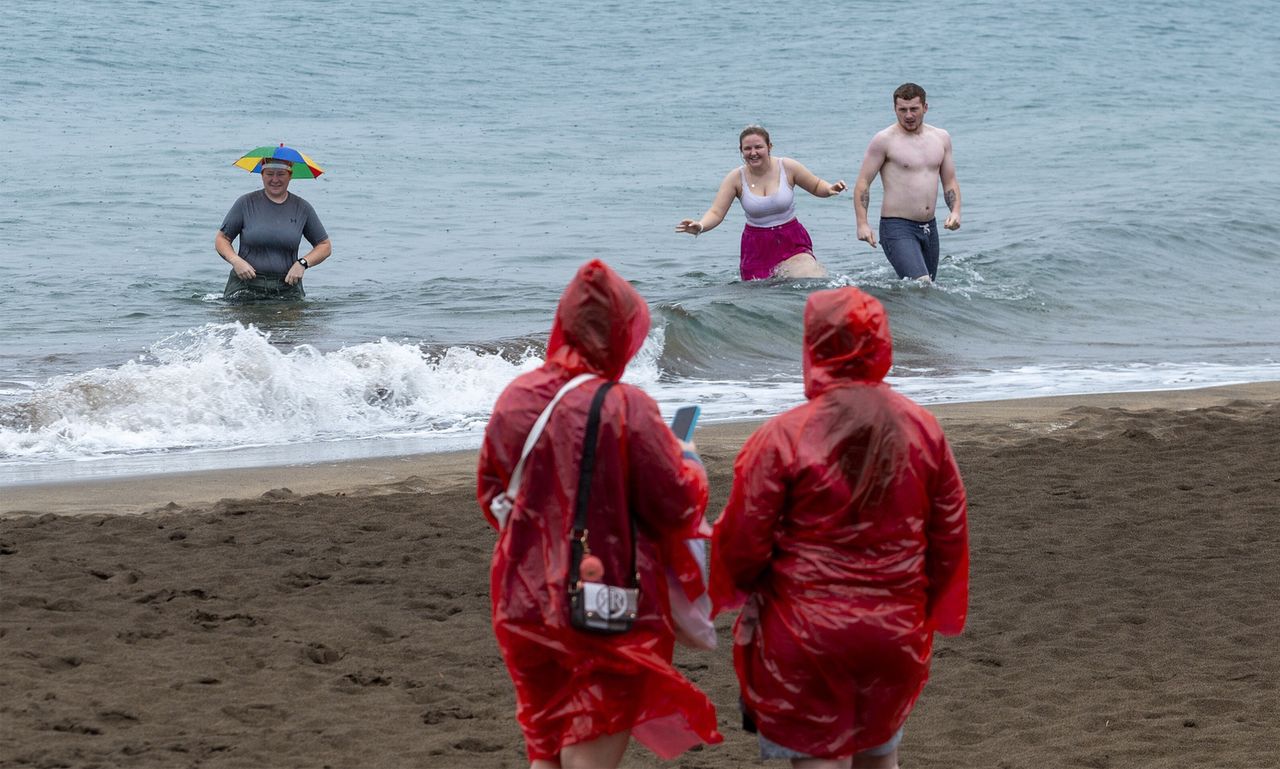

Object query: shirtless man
[853,83,961,282]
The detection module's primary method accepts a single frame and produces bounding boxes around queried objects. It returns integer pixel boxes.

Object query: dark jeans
[879,217,940,280]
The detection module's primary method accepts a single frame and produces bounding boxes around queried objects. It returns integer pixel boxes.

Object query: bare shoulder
[872,124,899,145]
[925,123,953,146]
[863,125,896,157]
[780,156,805,173]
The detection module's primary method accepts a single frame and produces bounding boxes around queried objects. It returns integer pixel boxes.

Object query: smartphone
[670,405,701,442]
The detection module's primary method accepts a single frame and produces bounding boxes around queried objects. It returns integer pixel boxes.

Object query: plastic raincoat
[710,286,969,758]
[477,260,722,761]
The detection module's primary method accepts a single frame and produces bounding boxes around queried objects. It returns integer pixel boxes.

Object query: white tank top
[739,159,796,228]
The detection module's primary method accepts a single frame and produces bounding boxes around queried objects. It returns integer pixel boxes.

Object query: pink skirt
[739,218,815,280]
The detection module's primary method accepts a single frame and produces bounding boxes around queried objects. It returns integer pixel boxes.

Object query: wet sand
[2,382,1278,768]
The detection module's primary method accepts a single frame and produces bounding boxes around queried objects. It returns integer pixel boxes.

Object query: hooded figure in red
[478,260,722,765]
[710,286,969,761]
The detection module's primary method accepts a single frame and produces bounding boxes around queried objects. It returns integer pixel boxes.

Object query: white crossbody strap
[490,373,597,528]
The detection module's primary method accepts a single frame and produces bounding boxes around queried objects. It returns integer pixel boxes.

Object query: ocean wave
[0,324,536,461]
[3,318,1280,468]
[0,322,673,463]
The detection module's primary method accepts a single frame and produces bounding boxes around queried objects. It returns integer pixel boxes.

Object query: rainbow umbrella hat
[234,144,324,179]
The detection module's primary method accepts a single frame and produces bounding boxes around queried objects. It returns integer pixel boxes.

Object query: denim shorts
[757,727,904,760]
[744,699,906,761]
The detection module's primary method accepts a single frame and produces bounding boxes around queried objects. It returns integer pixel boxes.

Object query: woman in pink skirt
[677,125,846,280]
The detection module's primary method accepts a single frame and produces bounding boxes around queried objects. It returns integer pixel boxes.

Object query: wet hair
[893,83,927,105]
[260,159,294,173]
[739,125,772,150]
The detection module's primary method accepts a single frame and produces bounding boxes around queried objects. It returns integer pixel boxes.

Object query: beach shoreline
[2,381,1277,768]
[5,380,1278,518]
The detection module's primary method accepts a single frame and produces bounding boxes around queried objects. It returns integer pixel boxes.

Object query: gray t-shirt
[219,190,329,275]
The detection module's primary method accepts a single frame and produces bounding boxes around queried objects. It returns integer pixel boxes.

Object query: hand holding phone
[670,405,700,443]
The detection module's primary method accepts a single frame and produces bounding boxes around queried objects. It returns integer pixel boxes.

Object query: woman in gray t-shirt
[215,158,331,299]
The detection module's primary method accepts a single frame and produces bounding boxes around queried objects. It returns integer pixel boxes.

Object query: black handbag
[567,380,639,634]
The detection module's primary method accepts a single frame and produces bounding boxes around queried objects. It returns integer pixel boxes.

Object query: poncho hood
[546,259,650,381]
[802,287,893,399]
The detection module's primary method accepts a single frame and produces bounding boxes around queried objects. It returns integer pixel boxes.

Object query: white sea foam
[0,322,668,465]
[645,360,1280,424]
[0,323,542,462]
[2,322,1278,480]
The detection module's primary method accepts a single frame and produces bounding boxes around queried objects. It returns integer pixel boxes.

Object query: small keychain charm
[580,554,605,582]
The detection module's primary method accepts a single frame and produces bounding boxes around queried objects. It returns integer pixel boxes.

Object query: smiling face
[260,164,293,200]
[894,97,928,133]
[739,131,772,169]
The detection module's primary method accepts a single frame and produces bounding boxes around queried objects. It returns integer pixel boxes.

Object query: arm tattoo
[860,190,870,209]
[945,190,957,211]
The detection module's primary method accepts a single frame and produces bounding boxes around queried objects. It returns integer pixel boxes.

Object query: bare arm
[783,157,846,198]
[939,132,961,230]
[215,230,256,280]
[676,169,739,236]
[852,135,887,248]
[301,239,332,267]
[284,238,332,286]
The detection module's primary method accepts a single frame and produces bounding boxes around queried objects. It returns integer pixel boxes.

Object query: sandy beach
[2,382,1278,769]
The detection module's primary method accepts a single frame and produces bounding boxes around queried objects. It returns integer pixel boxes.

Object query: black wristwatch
[296,257,310,269]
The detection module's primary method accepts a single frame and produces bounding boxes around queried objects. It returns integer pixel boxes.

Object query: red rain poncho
[477,260,722,761]
[710,287,969,758]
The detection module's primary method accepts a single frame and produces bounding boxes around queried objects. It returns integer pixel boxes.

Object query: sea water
[2,0,1278,484]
